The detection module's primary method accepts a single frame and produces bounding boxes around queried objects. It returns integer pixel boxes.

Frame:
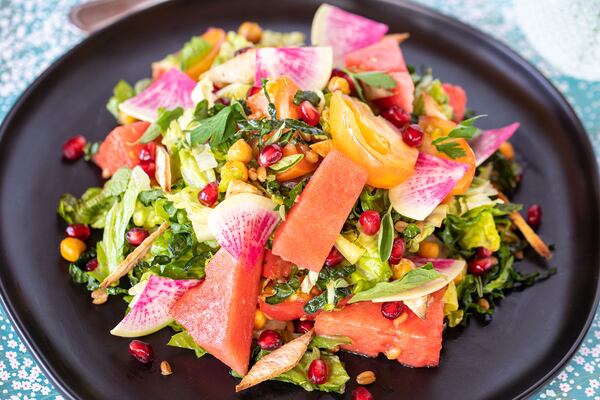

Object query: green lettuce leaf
[440,205,501,255]
[179,36,212,71]
[167,331,206,358]
[106,80,135,120]
[166,187,214,242]
[212,31,252,66]
[350,234,392,292]
[178,146,217,189]
[57,188,118,229]
[309,335,352,350]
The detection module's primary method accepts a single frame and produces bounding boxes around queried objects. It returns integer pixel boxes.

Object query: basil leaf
[378,209,394,262]
[269,154,304,173]
[138,107,184,144]
[353,71,397,89]
[293,90,321,107]
[349,264,442,303]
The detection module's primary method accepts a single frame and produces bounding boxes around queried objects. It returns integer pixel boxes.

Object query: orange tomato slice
[247,76,301,120]
[185,28,226,80]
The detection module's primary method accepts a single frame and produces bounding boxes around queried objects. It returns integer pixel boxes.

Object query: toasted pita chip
[226,179,262,199]
[403,295,430,320]
[100,222,169,288]
[385,32,410,43]
[236,330,313,392]
[498,193,552,260]
[155,145,172,192]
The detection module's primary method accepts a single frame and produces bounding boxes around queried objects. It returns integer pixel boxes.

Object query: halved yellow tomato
[329,92,418,188]
[418,116,476,196]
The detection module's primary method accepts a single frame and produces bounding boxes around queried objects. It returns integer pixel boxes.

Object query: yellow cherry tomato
[60,237,86,262]
[329,92,418,188]
[254,309,267,330]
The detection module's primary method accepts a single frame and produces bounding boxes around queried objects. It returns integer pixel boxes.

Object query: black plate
[0,0,598,399]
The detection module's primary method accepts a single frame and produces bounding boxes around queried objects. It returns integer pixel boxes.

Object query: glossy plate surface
[0,0,598,399]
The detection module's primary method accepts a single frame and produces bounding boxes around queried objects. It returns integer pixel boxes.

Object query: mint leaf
[354,71,397,89]
[349,263,442,303]
[179,36,212,71]
[137,107,184,144]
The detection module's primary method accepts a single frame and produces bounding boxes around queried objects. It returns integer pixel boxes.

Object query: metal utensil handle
[68,0,165,33]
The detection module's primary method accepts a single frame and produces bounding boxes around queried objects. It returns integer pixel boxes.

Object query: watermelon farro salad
[57,3,555,397]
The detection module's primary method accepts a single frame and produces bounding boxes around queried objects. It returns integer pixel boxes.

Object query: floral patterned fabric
[0,0,598,399]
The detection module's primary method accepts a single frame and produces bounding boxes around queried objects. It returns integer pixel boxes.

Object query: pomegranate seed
[62,135,87,160]
[381,105,411,129]
[299,101,321,126]
[381,301,404,319]
[138,145,153,162]
[65,224,91,241]
[324,247,344,267]
[257,330,283,350]
[215,97,230,106]
[401,124,423,147]
[294,320,314,334]
[468,257,495,276]
[198,182,219,207]
[527,204,542,229]
[247,86,261,98]
[352,386,375,400]
[331,68,356,94]
[128,340,153,364]
[476,247,493,258]
[139,161,156,178]
[388,238,405,265]
[359,210,381,235]
[126,228,149,246]
[259,144,283,167]
[307,359,329,385]
[86,258,99,271]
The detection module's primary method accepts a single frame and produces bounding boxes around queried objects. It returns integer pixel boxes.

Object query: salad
[57,3,555,397]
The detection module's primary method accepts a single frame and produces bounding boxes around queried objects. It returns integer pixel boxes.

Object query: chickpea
[327,76,351,95]
[499,142,514,160]
[391,258,414,280]
[227,139,253,163]
[238,21,262,43]
[60,237,86,262]
[254,309,267,330]
[418,241,440,258]
[218,160,249,192]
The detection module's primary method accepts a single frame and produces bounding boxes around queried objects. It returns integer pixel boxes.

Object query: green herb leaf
[353,71,397,89]
[378,208,394,262]
[293,90,321,107]
[179,36,212,71]
[447,114,487,140]
[138,189,165,206]
[167,331,207,358]
[193,99,210,119]
[349,263,441,303]
[433,140,466,159]
[137,107,184,144]
[188,103,245,147]
[106,80,135,120]
[103,167,132,197]
[83,142,100,161]
[269,154,304,173]
[309,335,352,350]
[402,223,421,240]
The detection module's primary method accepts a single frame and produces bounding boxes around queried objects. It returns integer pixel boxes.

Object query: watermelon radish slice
[371,257,466,303]
[389,153,469,220]
[255,47,333,90]
[119,68,196,122]
[110,275,201,337]
[470,122,520,166]
[208,193,280,266]
[311,3,388,66]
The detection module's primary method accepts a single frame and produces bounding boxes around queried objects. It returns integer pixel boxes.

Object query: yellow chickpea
[60,237,86,262]
[327,76,351,95]
[499,142,514,160]
[227,139,253,163]
[391,258,415,280]
[238,21,262,43]
[254,309,267,330]
[418,241,440,259]
[218,160,249,192]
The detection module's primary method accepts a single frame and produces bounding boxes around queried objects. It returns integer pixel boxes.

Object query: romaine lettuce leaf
[167,331,206,358]
[350,233,392,292]
[166,187,214,242]
[57,188,117,229]
[440,205,501,255]
[106,80,135,120]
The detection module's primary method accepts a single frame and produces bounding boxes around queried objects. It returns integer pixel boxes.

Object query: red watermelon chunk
[442,83,467,122]
[261,249,293,279]
[170,248,263,375]
[271,150,368,272]
[258,297,313,321]
[92,121,153,178]
[314,289,445,367]
[345,37,407,73]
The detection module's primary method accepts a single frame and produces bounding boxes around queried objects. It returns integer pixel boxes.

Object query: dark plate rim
[0,1,598,399]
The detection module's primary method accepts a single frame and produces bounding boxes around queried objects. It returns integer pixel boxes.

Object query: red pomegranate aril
[527,204,542,229]
[215,97,230,106]
[307,359,329,385]
[352,386,375,400]
[299,101,321,126]
[138,146,153,162]
[359,210,381,235]
[381,105,411,129]
[381,301,404,320]
[198,182,219,207]
[324,247,344,267]
[62,135,87,160]
[247,86,261,98]
[126,228,149,246]
[468,257,495,276]
[139,161,156,178]
[331,68,356,94]
[401,124,423,147]
[65,224,91,241]
[128,340,154,364]
[257,330,283,350]
[294,320,314,334]
[388,237,405,265]
[476,247,493,258]
[86,258,99,271]
[259,144,283,167]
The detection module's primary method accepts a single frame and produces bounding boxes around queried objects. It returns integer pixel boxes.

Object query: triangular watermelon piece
[170,248,263,375]
[345,37,407,73]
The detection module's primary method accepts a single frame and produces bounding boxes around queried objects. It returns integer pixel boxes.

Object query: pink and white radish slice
[208,193,280,267]
[255,47,333,90]
[311,3,388,66]
[389,152,469,221]
[110,275,201,337]
[119,68,196,122]
[470,122,520,166]
[370,257,466,303]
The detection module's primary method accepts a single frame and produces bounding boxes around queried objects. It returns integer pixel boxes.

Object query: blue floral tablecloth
[0,0,598,399]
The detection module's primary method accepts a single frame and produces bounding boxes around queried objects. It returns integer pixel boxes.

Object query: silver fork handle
[68,0,165,33]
